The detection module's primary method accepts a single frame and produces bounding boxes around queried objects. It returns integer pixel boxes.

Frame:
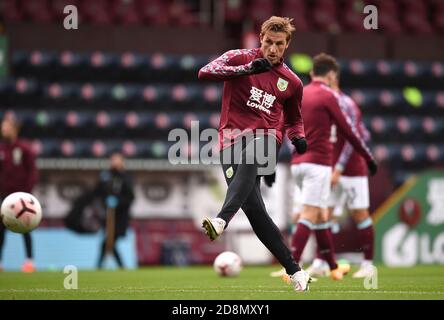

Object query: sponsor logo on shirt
[277,77,288,92]
[246,86,276,114]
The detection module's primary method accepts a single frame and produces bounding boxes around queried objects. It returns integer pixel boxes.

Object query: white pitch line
[1,289,444,295]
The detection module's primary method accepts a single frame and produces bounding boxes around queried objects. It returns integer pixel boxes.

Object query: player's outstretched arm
[284,81,306,154]
[198,49,271,81]
[329,95,377,175]
[335,142,353,173]
[336,99,372,173]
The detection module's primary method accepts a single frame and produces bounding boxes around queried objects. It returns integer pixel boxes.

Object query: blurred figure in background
[0,115,38,272]
[307,74,375,279]
[290,53,377,280]
[95,152,134,269]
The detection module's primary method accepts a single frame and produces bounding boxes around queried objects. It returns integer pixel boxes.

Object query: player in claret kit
[307,74,376,279]
[0,115,39,272]
[290,53,378,280]
[198,16,310,291]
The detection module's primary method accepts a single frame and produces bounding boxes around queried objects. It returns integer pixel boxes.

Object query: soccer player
[0,115,38,272]
[308,75,375,278]
[290,53,377,280]
[198,16,310,291]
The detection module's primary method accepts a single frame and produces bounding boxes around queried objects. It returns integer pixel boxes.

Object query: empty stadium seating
[2,48,443,186]
[2,0,444,34]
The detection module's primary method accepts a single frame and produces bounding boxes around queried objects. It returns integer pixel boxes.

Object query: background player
[307,74,375,278]
[290,53,377,280]
[95,152,134,269]
[198,16,310,291]
[0,115,38,272]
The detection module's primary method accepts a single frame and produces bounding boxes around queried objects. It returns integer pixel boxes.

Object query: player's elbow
[198,68,207,80]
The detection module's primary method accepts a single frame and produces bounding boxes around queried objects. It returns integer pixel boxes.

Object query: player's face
[326,71,338,88]
[260,31,289,65]
[1,120,17,140]
[110,153,125,171]
[331,73,339,91]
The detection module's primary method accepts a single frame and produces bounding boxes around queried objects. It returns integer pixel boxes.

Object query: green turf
[1,265,443,300]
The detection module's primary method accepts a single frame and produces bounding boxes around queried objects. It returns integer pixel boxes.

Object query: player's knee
[351,209,370,223]
[300,205,319,223]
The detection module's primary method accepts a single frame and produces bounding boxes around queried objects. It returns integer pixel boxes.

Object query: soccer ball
[0,192,42,234]
[213,251,242,277]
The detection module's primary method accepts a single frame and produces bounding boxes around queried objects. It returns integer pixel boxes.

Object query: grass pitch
[0,265,443,300]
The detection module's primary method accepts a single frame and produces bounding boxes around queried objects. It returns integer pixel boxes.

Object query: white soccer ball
[1,192,42,234]
[213,251,242,277]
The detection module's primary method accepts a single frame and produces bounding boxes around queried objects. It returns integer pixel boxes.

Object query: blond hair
[260,16,295,42]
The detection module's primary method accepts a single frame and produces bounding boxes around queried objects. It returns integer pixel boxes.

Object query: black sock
[23,233,33,259]
[242,179,300,275]
[97,239,106,268]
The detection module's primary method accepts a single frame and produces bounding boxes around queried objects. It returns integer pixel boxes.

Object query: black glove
[367,159,378,176]
[251,58,272,74]
[292,137,307,154]
[263,172,276,187]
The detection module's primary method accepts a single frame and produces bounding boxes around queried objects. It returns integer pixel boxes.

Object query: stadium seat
[21,0,54,23]
[31,139,59,157]
[28,50,56,67]
[58,50,88,68]
[79,83,111,101]
[401,0,429,17]
[432,7,444,32]
[168,0,198,26]
[14,78,39,96]
[0,0,24,22]
[138,0,170,25]
[59,139,90,157]
[373,143,401,162]
[341,7,367,33]
[425,144,444,162]
[395,116,422,139]
[369,116,396,136]
[378,90,404,108]
[44,82,79,100]
[403,6,434,34]
[400,144,426,163]
[246,0,275,28]
[95,111,125,130]
[78,0,114,25]
[281,0,309,31]
[422,117,444,137]
[311,0,341,33]
[119,52,148,69]
[112,0,141,25]
[223,0,245,24]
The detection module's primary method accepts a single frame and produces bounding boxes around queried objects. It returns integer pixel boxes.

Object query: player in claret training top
[198,16,310,291]
[307,73,376,279]
[0,115,39,272]
[290,53,377,280]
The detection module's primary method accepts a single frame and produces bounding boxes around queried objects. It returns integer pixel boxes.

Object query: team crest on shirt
[13,147,23,165]
[277,78,288,92]
[225,166,234,179]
